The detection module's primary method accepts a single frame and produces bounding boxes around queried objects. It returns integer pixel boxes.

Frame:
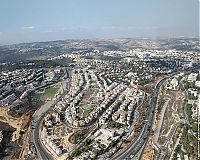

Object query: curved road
[32,115,54,160]
[31,71,71,160]
[31,89,65,160]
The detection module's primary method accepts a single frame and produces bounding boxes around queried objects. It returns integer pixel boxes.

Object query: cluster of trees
[107,121,124,129]
[0,58,73,72]
[69,129,88,144]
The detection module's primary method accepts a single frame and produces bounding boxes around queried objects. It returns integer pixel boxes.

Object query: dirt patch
[141,137,154,160]
[0,121,17,159]
[8,100,41,118]
[0,116,6,121]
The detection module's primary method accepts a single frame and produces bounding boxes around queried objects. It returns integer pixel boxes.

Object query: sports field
[31,87,58,101]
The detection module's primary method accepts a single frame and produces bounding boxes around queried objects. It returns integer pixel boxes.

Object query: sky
[0,0,198,45]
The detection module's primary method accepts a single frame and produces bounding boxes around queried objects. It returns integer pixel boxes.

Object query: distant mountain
[0,38,199,63]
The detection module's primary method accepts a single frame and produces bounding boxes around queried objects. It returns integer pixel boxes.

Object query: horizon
[1,36,199,47]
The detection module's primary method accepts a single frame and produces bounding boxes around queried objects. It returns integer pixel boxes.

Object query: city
[0,38,199,160]
[0,0,199,160]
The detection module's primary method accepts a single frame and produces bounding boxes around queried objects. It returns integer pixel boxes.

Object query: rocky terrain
[0,121,16,160]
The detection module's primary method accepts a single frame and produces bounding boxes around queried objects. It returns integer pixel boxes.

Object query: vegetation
[0,59,73,72]
[69,138,93,158]
[78,105,93,118]
[31,87,58,101]
[69,129,88,144]
[191,122,198,132]
[31,92,43,101]
[107,121,125,129]
[185,104,193,118]
[184,81,195,90]
[188,92,198,100]
[179,125,198,159]
[42,87,58,99]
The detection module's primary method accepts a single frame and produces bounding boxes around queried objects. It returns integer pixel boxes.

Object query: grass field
[78,105,93,118]
[31,87,58,101]
[42,87,58,99]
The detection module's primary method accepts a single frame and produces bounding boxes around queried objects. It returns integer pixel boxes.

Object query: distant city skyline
[0,0,198,45]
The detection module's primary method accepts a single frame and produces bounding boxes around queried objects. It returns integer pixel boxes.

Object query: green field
[31,87,58,101]
[31,93,43,101]
[78,105,93,118]
[42,87,59,99]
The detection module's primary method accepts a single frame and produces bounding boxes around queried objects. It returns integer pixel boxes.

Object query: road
[32,114,54,160]
[125,67,199,160]
[112,77,168,160]
[30,70,71,160]
[31,67,199,160]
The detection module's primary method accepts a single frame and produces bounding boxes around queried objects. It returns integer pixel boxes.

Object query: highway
[31,67,199,160]
[117,67,200,160]
[112,77,168,160]
[30,70,71,160]
[136,68,199,160]
[32,115,54,160]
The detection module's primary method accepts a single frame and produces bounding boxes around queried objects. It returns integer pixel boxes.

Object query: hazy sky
[0,0,198,44]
